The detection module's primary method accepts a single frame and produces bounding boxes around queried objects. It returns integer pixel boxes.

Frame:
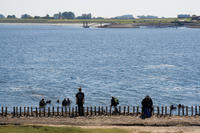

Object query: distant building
[53,12,62,19]
[7,15,16,18]
[76,13,92,19]
[137,15,158,19]
[177,14,191,18]
[0,14,5,18]
[114,15,134,19]
[21,14,32,19]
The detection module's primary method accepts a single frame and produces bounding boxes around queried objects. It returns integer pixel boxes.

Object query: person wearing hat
[76,87,85,116]
[141,95,153,119]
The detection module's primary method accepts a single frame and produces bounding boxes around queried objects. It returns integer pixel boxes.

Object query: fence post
[16,107,18,117]
[19,107,22,117]
[13,107,15,117]
[31,107,33,116]
[72,107,74,117]
[43,107,45,117]
[36,107,38,117]
[124,106,126,115]
[165,106,167,116]
[39,108,41,117]
[161,106,164,116]
[199,106,200,116]
[195,106,197,116]
[106,106,108,115]
[62,107,64,116]
[1,107,3,116]
[86,107,89,116]
[57,107,59,116]
[27,107,30,117]
[133,106,135,115]
[5,107,7,117]
[83,107,85,116]
[52,107,54,116]
[48,107,50,117]
[90,107,93,116]
[75,106,77,116]
[191,106,193,116]
[170,106,172,116]
[136,106,139,115]
[94,106,96,115]
[69,107,71,116]
[152,106,154,116]
[101,106,104,115]
[110,106,112,116]
[186,106,188,116]
[127,106,130,115]
[182,106,185,116]
[24,107,26,116]
[98,106,100,115]
[65,107,67,117]
[178,106,180,116]
[119,106,121,115]
[157,106,160,116]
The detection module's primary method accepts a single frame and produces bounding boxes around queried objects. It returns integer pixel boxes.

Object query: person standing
[141,95,153,119]
[76,87,85,116]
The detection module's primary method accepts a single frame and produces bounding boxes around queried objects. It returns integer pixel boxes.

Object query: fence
[1,106,200,117]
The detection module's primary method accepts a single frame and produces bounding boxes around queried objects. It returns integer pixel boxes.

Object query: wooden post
[24,107,26,116]
[27,107,30,117]
[5,107,7,117]
[69,107,71,116]
[191,106,193,116]
[43,107,45,117]
[178,106,180,116]
[119,106,121,115]
[124,106,126,115]
[127,106,130,115]
[19,107,22,117]
[170,106,172,116]
[90,107,93,116]
[57,107,59,116]
[83,107,85,116]
[48,107,50,117]
[195,106,197,116]
[199,106,200,116]
[98,106,100,115]
[86,107,89,116]
[106,106,108,115]
[31,107,33,116]
[65,107,67,116]
[36,107,38,117]
[75,106,78,116]
[39,108,41,117]
[133,106,135,115]
[182,106,185,116]
[157,106,160,116]
[161,106,164,116]
[101,106,104,115]
[94,106,96,115]
[152,106,154,116]
[52,107,54,116]
[62,107,64,116]
[13,107,15,117]
[136,106,139,115]
[16,107,18,116]
[1,107,3,116]
[165,106,167,116]
[186,106,188,116]
[110,106,112,116]
[72,107,74,117]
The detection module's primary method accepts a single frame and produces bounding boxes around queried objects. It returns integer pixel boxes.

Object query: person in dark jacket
[62,98,71,106]
[76,87,84,116]
[111,97,119,114]
[141,95,153,118]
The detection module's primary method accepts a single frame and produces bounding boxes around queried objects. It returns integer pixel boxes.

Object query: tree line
[0,12,104,19]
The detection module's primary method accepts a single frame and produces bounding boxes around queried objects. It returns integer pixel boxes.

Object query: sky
[1,0,200,18]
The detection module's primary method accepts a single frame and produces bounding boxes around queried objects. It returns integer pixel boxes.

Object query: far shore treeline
[0,11,199,20]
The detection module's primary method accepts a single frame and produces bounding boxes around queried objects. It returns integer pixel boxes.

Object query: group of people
[39,98,71,107]
[39,88,153,119]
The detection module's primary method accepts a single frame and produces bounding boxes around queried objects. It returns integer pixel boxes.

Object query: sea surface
[0,24,200,109]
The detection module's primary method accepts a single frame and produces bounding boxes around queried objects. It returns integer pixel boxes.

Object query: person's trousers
[78,105,84,116]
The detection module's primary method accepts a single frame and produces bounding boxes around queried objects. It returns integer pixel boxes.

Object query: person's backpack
[114,98,119,105]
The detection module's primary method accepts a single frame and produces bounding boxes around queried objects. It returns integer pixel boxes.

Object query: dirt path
[1,116,200,132]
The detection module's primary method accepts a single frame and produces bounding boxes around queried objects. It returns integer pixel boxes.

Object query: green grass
[0,125,129,133]
[0,18,194,24]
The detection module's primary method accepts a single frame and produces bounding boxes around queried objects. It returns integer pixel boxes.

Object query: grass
[0,18,194,24]
[0,125,130,133]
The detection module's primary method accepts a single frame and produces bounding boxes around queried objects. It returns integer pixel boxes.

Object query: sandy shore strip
[0,23,83,27]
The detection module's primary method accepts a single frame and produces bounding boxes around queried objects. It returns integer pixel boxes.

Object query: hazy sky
[1,0,200,18]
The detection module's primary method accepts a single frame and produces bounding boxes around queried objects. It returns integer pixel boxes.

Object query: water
[0,24,200,109]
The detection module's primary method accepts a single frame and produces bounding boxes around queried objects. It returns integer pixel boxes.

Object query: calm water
[0,24,200,109]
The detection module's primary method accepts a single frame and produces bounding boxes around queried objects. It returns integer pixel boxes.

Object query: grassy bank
[0,125,130,133]
[0,18,193,24]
